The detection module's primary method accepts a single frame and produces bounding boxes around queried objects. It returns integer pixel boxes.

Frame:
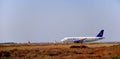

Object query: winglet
[96,30,104,37]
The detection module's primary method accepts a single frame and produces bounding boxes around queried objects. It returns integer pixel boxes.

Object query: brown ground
[0,42,120,59]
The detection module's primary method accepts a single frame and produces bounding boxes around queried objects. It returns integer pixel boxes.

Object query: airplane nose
[61,39,64,42]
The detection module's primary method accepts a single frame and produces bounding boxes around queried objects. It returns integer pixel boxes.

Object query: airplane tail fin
[96,30,104,37]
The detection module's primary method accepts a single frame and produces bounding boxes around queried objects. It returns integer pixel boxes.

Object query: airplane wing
[73,38,86,43]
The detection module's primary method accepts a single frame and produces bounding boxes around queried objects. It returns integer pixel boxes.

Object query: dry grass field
[0,42,120,59]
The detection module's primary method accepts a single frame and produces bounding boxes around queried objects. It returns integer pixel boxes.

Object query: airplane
[61,30,104,43]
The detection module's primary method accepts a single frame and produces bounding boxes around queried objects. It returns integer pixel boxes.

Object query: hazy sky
[0,0,120,43]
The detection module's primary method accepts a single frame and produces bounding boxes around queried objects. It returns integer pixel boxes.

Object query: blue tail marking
[96,30,104,37]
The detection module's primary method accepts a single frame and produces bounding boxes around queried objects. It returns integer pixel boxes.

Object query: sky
[0,0,120,43]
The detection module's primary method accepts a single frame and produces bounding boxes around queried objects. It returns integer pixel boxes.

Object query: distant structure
[53,40,57,44]
[28,41,31,44]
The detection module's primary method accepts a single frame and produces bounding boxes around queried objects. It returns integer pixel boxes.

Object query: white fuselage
[61,37,104,43]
